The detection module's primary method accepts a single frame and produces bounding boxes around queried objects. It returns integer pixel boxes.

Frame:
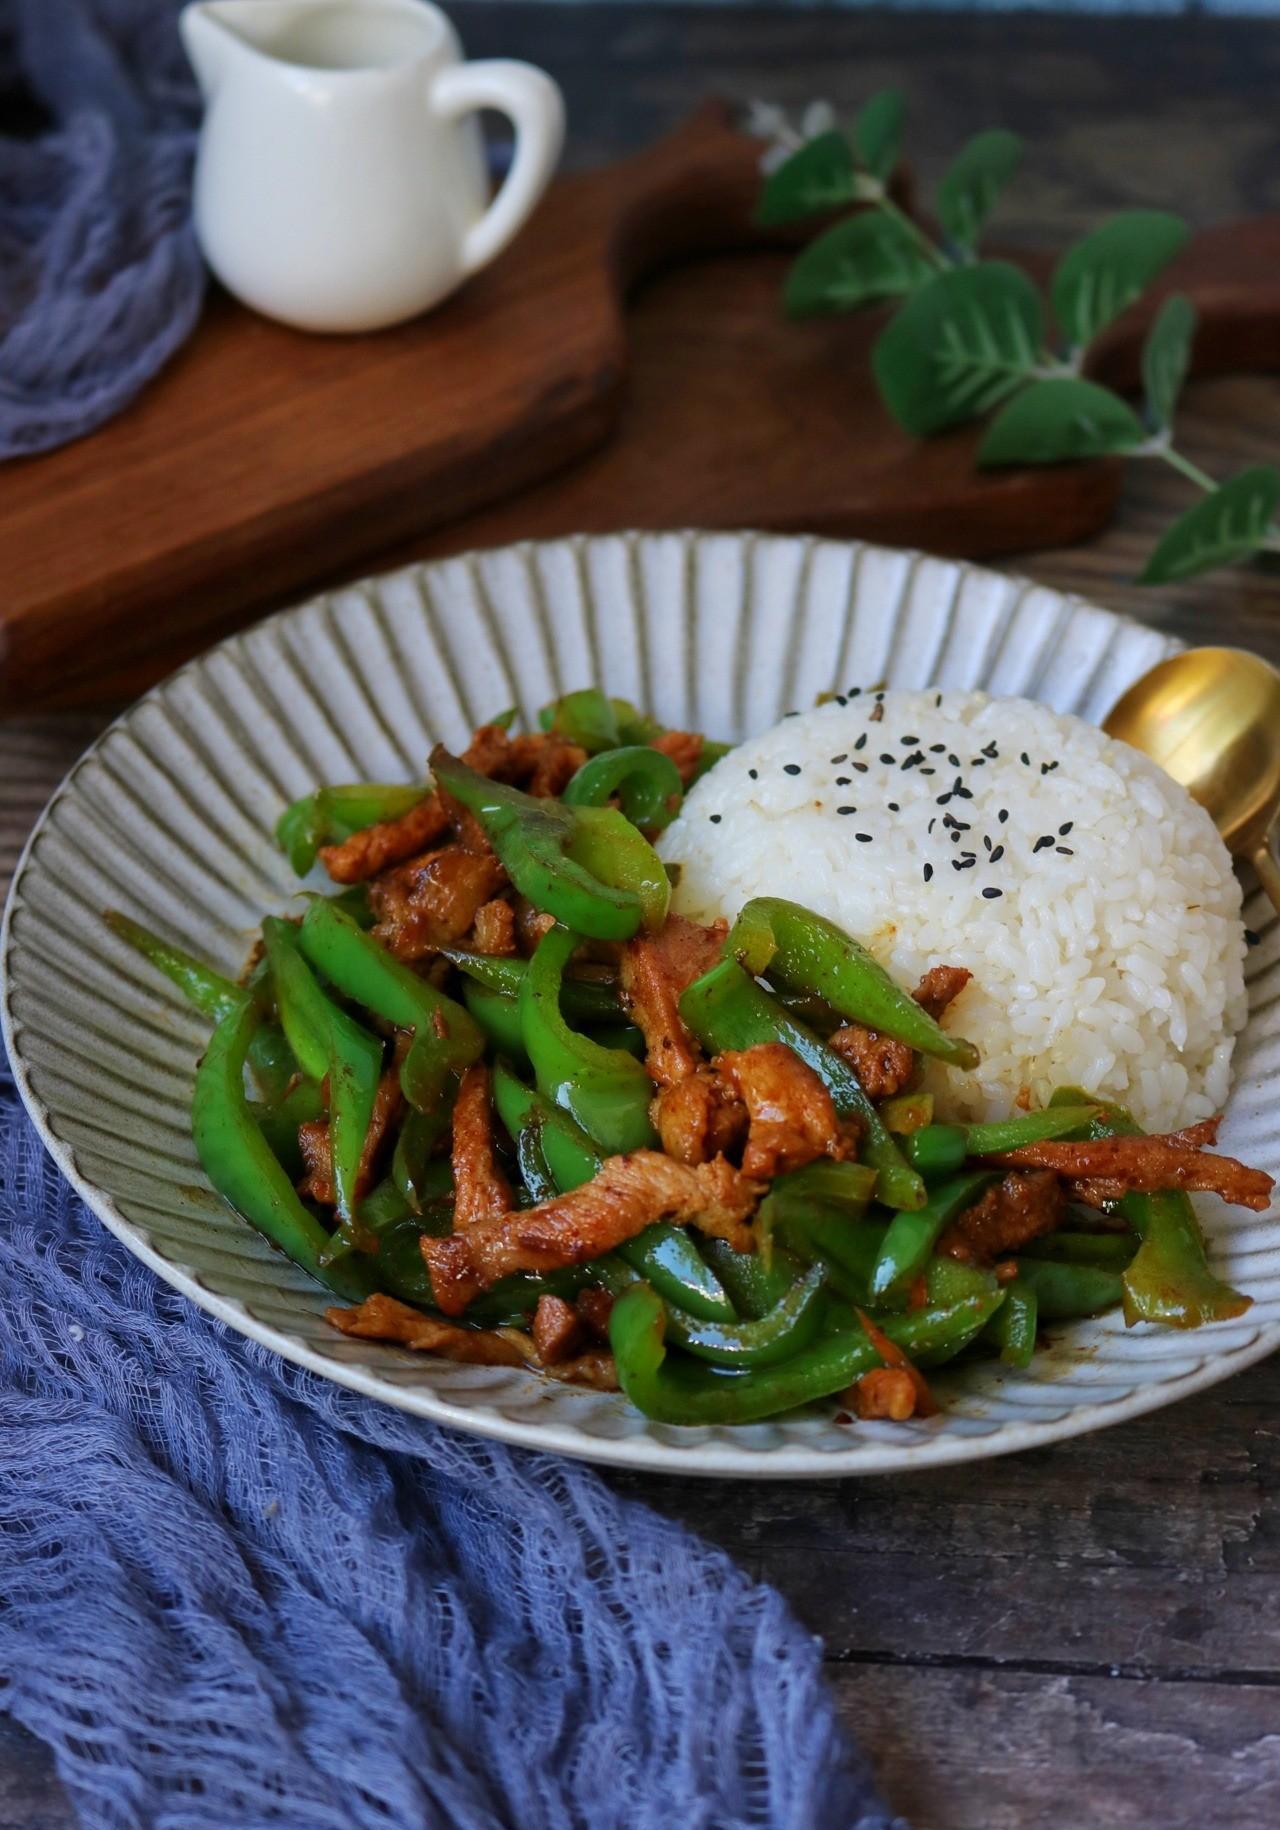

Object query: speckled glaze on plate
[3,532,1277,1476]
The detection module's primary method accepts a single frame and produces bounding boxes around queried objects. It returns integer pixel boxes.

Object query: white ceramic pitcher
[180,0,565,332]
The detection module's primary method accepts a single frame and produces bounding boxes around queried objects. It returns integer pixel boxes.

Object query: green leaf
[871,262,1043,436]
[1140,465,1280,583]
[936,130,1024,252]
[854,89,905,182]
[784,211,934,318]
[978,379,1145,467]
[1142,294,1196,433]
[756,131,859,226]
[1052,210,1189,350]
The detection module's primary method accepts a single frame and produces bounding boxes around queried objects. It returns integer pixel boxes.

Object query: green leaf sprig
[758,91,1280,583]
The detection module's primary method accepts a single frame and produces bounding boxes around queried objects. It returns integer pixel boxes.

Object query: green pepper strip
[868,1169,995,1304]
[982,1281,1038,1367]
[1021,1232,1137,1270]
[193,1001,378,1303]
[904,1106,1102,1179]
[276,783,427,876]
[462,979,528,1061]
[1048,1087,1250,1329]
[490,1061,736,1322]
[263,918,384,1227]
[540,687,622,753]
[430,746,669,938]
[392,1108,454,1215]
[767,1203,887,1305]
[298,900,483,1113]
[249,1078,326,1176]
[678,959,925,1211]
[519,924,657,1155]
[1010,1258,1124,1320]
[562,746,684,833]
[104,910,295,1100]
[699,1235,801,1318]
[441,948,622,1024]
[727,897,979,1070]
[608,1278,1002,1425]
[657,1263,827,1367]
[880,1091,934,1136]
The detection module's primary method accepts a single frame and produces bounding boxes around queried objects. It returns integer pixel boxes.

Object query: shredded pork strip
[421,1151,762,1315]
[937,1170,1066,1263]
[369,844,508,962]
[649,729,704,785]
[988,1133,1275,1211]
[620,913,727,1088]
[319,794,450,884]
[298,1065,403,1207]
[653,1070,747,1167]
[470,898,517,956]
[714,1042,855,1179]
[450,1065,513,1230]
[327,1292,618,1389]
[531,1293,585,1365]
[828,965,973,1101]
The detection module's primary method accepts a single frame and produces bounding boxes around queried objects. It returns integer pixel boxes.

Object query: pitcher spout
[179,1,316,98]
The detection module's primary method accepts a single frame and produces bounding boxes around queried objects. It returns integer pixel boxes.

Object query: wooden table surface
[3,9,1279,1827]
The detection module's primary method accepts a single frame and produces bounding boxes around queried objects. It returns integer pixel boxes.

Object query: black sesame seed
[855,733,868,751]
[935,693,943,708]
[835,775,852,786]
[875,691,885,700]
[947,753,959,767]
[900,735,920,746]
[834,694,848,706]
[982,742,998,760]
[937,791,952,806]
[919,767,937,776]
[887,802,900,813]
[983,835,992,852]
[783,763,801,776]
[998,809,1009,824]
[1056,846,1074,856]
[784,710,800,719]
[855,832,873,843]
[1040,762,1051,775]
[1245,928,1262,947]
[709,814,722,824]
[950,830,961,844]
[929,743,946,754]
[1058,821,1074,836]
[830,753,848,765]
[748,768,759,780]
[1021,751,1031,766]
[848,686,862,697]
[1047,760,1060,772]
[989,844,1005,863]
[959,856,976,870]
[923,862,934,882]
[837,805,857,815]
[879,753,897,766]
[928,818,936,834]
[1033,835,1054,853]
[982,887,1003,900]
[852,761,868,773]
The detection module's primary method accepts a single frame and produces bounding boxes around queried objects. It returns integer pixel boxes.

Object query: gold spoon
[1103,646,1280,918]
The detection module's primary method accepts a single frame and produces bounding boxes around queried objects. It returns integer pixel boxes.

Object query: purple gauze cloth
[0,0,203,457]
[0,1035,897,1828]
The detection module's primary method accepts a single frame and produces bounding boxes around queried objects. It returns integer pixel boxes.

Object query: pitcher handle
[430,59,565,277]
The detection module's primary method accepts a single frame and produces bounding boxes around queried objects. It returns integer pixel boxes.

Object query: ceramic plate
[4,532,1278,1476]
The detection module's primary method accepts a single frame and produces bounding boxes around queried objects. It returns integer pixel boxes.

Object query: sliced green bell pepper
[868,1169,995,1304]
[562,745,684,832]
[298,900,483,1113]
[982,1280,1038,1367]
[192,1001,377,1303]
[431,745,669,939]
[1010,1257,1124,1320]
[727,897,979,1069]
[519,923,657,1155]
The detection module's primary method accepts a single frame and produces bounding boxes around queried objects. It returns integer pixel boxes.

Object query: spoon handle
[1250,843,1280,922]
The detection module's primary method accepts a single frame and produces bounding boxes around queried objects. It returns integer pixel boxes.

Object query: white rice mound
[660,689,1248,1132]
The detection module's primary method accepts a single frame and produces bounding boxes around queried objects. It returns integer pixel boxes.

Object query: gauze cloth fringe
[0,1045,900,1830]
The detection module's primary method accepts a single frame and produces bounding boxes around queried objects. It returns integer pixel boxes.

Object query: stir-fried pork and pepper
[106,690,1274,1426]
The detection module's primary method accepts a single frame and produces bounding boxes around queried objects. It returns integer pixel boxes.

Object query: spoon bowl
[1103,646,1280,915]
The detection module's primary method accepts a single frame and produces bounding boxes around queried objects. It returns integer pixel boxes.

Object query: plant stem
[1157,444,1220,494]
[875,193,952,272]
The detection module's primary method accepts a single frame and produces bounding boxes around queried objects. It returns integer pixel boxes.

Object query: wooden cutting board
[4,100,1280,712]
